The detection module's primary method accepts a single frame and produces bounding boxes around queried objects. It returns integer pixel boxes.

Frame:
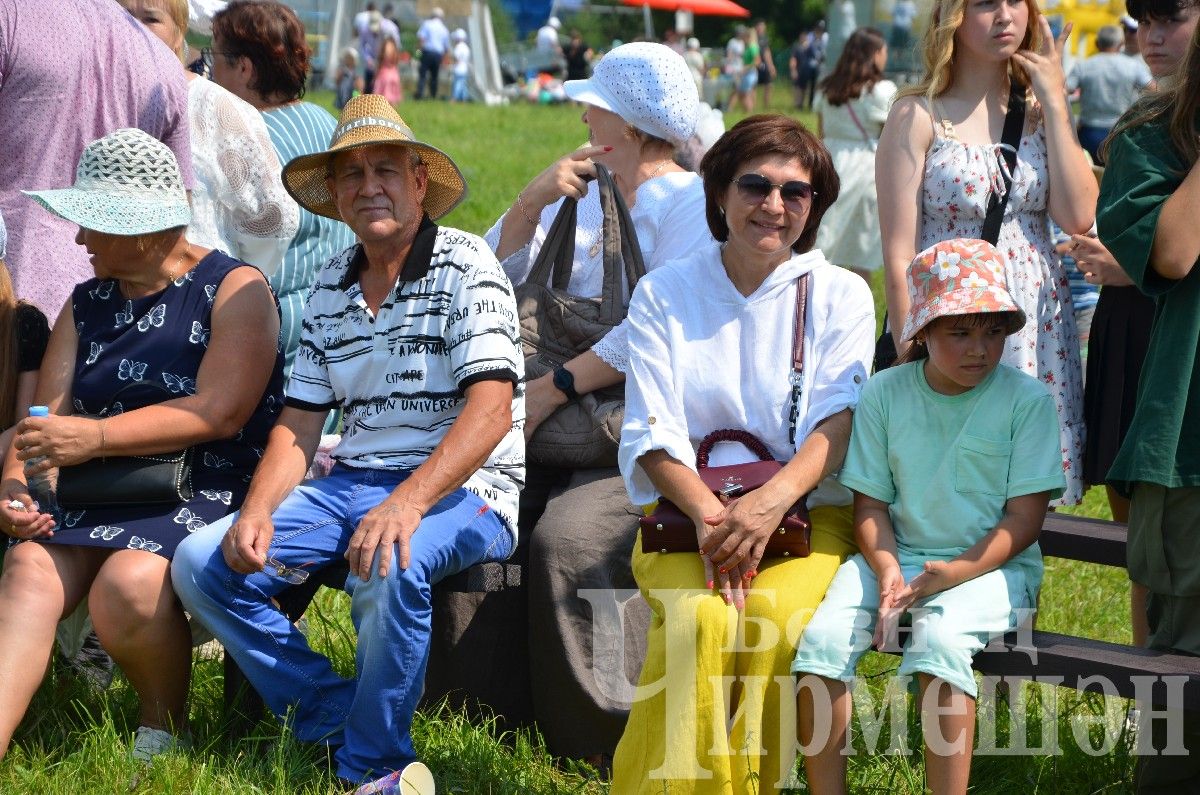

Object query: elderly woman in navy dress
[0,129,283,762]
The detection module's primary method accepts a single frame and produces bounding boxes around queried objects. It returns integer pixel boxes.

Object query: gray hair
[1096,25,1123,51]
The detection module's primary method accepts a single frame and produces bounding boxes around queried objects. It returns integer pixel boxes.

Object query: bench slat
[1040,512,1128,568]
[972,630,1200,709]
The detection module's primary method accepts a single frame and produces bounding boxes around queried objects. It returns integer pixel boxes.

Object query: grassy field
[0,91,1138,793]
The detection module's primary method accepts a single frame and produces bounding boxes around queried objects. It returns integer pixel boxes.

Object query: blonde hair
[118,0,190,63]
[0,263,22,430]
[897,0,1042,101]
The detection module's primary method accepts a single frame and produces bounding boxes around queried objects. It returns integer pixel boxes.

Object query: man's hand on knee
[221,512,274,574]
[346,499,422,581]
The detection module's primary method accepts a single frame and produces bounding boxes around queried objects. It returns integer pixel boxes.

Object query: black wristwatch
[552,365,580,401]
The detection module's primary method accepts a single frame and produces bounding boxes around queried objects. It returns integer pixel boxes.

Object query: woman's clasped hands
[697,484,793,610]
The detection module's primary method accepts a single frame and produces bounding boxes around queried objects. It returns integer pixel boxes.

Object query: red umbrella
[619,0,750,17]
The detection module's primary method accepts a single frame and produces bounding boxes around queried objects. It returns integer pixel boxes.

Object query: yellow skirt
[611,504,857,794]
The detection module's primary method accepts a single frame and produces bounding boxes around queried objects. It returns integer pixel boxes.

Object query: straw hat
[901,238,1026,343]
[281,94,467,222]
[24,128,190,236]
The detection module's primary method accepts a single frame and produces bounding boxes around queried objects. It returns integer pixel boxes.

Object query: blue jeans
[172,464,513,783]
[451,73,469,102]
[1077,123,1112,164]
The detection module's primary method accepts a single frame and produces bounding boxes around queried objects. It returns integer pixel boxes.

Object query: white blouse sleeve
[619,273,697,506]
[483,201,557,288]
[192,80,298,276]
[794,270,875,449]
[865,80,898,127]
[593,179,712,373]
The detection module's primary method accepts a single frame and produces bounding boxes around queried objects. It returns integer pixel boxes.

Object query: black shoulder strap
[980,84,1027,245]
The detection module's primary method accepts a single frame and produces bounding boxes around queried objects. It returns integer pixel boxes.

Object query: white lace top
[185,78,298,276]
[484,170,711,373]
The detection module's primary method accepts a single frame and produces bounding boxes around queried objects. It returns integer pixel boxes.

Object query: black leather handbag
[57,381,194,507]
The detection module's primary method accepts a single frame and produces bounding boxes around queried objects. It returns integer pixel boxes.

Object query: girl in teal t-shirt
[793,238,1065,792]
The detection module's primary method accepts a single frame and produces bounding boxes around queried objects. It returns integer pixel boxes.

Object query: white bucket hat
[24,128,190,236]
[564,42,700,147]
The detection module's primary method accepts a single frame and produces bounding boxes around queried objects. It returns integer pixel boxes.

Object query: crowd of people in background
[0,0,1198,794]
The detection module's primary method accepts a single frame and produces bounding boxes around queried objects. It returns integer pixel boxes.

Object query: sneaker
[131,726,189,763]
[348,761,436,795]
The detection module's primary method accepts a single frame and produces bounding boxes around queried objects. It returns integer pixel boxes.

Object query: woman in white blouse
[480,42,713,763]
[611,114,875,793]
[119,0,298,277]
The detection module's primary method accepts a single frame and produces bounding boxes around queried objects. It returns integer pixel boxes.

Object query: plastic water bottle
[25,406,59,523]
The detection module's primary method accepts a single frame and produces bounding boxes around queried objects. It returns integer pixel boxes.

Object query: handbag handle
[523,163,647,326]
[695,429,774,470]
[96,379,175,414]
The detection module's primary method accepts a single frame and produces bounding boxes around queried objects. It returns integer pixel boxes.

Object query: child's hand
[890,560,956,610]
[872,566,906,651]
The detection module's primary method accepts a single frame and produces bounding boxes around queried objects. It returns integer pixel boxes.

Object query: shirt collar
[338,214,439,291]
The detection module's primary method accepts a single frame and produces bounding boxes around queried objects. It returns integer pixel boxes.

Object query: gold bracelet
[98,418,107,460]
[514,192,537,226]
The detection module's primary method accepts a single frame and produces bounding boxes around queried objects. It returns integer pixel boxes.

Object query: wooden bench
[922,512,1200,710]
[219,559,522,736]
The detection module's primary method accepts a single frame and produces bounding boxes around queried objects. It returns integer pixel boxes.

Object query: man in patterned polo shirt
[173,96,523,795]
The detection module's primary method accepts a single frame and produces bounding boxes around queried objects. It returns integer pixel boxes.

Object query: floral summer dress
[921,102,1084,504]
[34,251,285,559]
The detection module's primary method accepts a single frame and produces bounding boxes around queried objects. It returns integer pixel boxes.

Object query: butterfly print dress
[35,251,284,559]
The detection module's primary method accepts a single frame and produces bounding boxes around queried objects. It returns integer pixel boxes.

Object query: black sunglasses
[732,173,817,210]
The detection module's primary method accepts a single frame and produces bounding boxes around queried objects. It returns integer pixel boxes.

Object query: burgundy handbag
[638,274,813,558]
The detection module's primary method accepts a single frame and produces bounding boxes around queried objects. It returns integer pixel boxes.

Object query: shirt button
[648,416,657,425]
[854,374,862,383]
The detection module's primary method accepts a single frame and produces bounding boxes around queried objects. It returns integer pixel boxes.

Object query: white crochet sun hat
[24,128,190,236]
[564,42,700,147]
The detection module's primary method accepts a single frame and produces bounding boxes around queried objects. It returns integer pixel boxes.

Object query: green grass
[1,90,1138,793]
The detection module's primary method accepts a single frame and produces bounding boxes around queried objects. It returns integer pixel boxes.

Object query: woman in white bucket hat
[470,41,717,763]
[0,128,284,765]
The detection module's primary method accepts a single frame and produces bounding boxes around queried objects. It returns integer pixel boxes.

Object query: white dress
[484,170,711,372]
[920,104,1085,505]
[185,77,298,277]
[814,79,896,271]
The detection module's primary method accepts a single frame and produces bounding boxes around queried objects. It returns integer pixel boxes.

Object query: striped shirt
[262,102,357,375]
[286,219,525,538]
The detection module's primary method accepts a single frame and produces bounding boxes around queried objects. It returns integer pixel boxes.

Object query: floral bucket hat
[900,238,1027,343]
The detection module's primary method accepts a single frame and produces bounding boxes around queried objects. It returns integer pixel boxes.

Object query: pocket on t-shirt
[955,435,1012,497]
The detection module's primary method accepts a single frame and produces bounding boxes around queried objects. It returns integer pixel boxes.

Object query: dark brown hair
[1107,19,1200,167]
[819,28,887,106]
[896,312,1023,364]
[699,114,839,254]
[212,0,310,102]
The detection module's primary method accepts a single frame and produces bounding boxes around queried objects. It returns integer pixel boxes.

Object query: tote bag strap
[596,163,647,326]
[525,191,579,292]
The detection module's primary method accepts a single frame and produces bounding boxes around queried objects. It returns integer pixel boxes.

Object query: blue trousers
[172,464,513,783]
